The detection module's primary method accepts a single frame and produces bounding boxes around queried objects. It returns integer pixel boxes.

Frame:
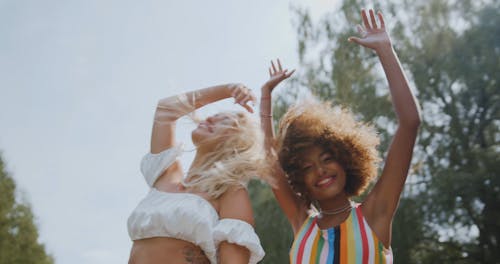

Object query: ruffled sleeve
[140,144,183,187]
[213,218,265,264]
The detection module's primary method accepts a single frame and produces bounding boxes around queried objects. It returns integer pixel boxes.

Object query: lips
[316,175,336,188]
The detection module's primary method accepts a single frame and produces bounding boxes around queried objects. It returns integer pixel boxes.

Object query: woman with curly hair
[128,83,266,264]
[260,9,421,263]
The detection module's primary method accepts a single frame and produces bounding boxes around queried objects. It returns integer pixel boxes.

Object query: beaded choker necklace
[318,202,352,218]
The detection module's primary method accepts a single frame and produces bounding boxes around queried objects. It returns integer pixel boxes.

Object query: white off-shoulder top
[127,145,265,264]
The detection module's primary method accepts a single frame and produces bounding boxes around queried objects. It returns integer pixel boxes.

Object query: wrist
[261,84,273,95]
[375,43,395,57]
[224,83,236,96]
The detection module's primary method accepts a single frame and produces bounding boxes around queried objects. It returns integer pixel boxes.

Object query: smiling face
[191,113,238,148]
[297,145,347,202]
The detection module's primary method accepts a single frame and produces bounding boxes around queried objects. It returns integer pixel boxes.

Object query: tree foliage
[249,180,293,263]
[400,1,500,262]
[0,155,54,264]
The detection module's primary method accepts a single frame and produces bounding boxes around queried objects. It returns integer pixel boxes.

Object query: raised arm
[348,9,421,243]
[151,83,256,154]
[260,60,306,232]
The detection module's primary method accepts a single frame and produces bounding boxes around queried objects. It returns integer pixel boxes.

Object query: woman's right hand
[228,83,257,113]
[262,59,295,96]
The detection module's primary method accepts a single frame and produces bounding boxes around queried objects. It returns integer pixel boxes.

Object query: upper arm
[150,96,184,154]
[217,187,254,264]
[259,93,308,233]
[363,124,419,235]
[271,164,308,233]
[150,117,176,154]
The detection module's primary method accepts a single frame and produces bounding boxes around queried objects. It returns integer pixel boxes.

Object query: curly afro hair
[276,99,381,206]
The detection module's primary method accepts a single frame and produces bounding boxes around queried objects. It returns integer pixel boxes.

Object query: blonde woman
[128,83,266,264]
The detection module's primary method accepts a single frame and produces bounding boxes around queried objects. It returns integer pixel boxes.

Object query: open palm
[348,9,392,51]
[263,59,295,93]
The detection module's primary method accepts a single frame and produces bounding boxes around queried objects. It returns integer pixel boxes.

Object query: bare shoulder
[218,186,254,226]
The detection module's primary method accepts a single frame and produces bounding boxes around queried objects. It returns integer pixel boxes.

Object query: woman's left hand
[348,9,392,52]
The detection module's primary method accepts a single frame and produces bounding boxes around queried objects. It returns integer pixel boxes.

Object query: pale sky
[0,1,339,263]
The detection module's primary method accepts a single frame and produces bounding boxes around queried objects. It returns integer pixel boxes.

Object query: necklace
[318,202,352,218]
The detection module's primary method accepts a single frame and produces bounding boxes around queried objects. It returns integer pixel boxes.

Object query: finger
[369,9,378,29]
[277,58,283,72]
[240,94,253,106]
[356,24,365,36]
[271,60,277,74]
[241,103,254,113]
[285,69,296,78]
[232,87,244,100]
[348,36,363,45]
[235,89,249,103]
[361,9,371,30]
[378,11,385,29]
[237,97,254,113]
[269,67,272,77]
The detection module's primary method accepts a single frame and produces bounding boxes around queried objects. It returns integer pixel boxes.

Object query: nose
[316,165,327,176]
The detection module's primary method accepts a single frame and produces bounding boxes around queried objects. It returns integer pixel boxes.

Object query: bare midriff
[129,237,210,264]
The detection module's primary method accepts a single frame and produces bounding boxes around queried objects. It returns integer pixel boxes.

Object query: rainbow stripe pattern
[289,206,393,264]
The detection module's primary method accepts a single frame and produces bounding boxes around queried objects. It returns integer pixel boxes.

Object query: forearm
[181,84,232,109]
[260,86,275,149]
[156,84,232,122]
[270,164,308,231]
[377,47,421,127]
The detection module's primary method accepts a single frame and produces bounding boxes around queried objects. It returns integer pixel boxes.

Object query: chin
[312,185,346,201]
[191,130,203,146]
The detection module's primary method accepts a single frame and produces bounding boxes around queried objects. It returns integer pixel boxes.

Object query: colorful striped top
[289,205,393,264]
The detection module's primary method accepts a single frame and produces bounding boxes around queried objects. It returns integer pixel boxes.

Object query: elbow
[400,113,422,130]
[154,100,180,123]
[410,114,422,128]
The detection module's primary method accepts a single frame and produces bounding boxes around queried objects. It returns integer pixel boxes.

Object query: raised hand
[348,9,392,52]
[229,83,257,113]
[262,59,295,95]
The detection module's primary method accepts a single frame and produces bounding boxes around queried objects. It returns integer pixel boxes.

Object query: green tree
[249,181,293,263]
[398,1,500,262]
[0,155,54,264]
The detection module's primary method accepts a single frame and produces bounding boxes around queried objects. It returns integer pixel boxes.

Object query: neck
[189,149,206,173]
[316,192,351,212]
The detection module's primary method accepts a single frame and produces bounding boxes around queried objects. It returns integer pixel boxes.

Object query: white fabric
[154,93,196,123]
[128,146,265,264]
[127,189,219,262]
[140,144,183,187]
[214,219,266,264]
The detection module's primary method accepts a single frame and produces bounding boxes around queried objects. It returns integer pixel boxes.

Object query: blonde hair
[182,111,268,198]
[277,99,381,205]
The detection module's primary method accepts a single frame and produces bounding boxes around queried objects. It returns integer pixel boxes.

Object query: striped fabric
[289,206,393,264]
